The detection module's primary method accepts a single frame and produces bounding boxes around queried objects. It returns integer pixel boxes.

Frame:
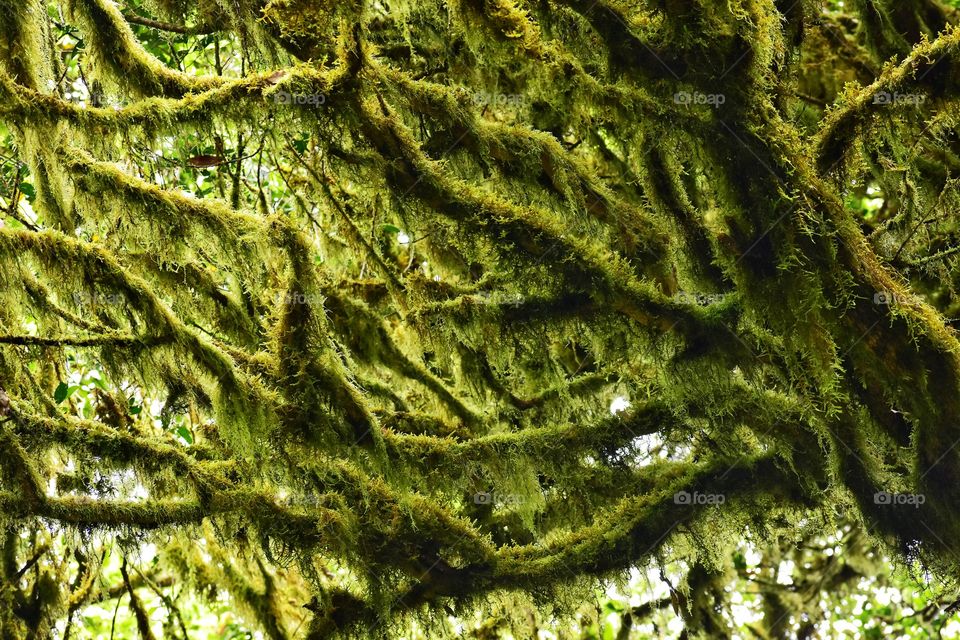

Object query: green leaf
[293,135,310,155]
[181,50,200,69]
[54,382,69,404]
[601,622,615,640]
[176,426,194,444]
[380,223,402,234]
[603,600,625,613]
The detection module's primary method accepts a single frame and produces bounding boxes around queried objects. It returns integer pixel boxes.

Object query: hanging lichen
[3,0,960,638]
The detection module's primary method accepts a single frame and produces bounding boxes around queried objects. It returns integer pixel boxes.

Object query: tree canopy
[4,0,960,637]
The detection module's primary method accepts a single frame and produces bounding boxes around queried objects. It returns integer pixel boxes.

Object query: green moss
[3,0,960,637]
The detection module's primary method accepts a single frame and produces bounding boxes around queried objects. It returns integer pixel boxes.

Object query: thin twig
[121,13,218,35]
